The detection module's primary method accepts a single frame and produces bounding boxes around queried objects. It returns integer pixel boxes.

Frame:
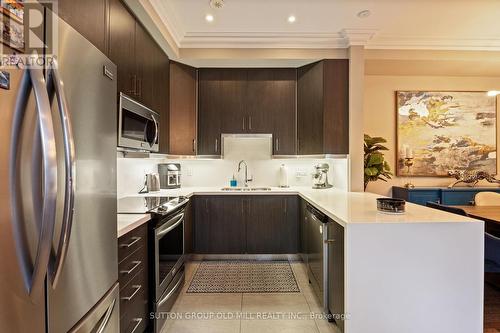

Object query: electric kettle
[139,173,161,193]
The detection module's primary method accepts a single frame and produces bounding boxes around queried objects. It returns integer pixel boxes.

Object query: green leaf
[365,167,378,176]
[368,153,383,166]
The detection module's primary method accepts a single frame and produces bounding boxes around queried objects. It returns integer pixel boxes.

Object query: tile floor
[161,261,341,333]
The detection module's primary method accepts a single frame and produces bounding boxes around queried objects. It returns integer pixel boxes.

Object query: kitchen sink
[221,187,272,191]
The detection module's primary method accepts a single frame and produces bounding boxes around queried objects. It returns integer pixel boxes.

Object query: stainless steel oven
[154,209,185,296]
[153,206,186,333]
[118,93,159,152]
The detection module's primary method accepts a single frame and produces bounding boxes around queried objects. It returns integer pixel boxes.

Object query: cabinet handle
[130,318,142,333]
[130,75,136,95]
[192,139,196,153]
[120,260,141,275]
[248,116,252,130]
[137,77,142,97]
[242,117,246,131]
[215,138,218,153]
[324,239,336,244]
[119,236,141,248]
[121,285,142,301]
[275,138,279,152]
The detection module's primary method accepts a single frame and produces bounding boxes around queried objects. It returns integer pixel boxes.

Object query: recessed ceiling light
[210,0,224,9]
[357,10,371,18]
[205,14,214,22]
[287,15,296,23]
[487,90,500,97]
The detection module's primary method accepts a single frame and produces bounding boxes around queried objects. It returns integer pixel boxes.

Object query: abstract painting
[396,91,497,176]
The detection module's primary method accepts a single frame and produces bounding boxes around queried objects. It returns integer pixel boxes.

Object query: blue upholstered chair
[485,232,500,273]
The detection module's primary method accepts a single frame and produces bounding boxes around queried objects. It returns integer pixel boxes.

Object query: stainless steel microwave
[118,93,160,152]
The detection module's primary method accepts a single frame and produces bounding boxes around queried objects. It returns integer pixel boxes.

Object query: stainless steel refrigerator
[0,7,119,333]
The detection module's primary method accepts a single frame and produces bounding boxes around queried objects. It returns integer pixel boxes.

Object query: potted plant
[364,134,392,191]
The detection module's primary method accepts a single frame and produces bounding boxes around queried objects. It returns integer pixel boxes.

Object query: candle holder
[403,157,415,189]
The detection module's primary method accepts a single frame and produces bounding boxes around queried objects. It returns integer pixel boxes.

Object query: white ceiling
[149,0,500,50]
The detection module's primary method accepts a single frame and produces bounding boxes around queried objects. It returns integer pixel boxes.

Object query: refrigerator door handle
[9,64,58,300]
[94,298,116,333]
[46,58,76,287]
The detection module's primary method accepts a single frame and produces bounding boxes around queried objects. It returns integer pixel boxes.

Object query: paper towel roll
[279,164,289,188]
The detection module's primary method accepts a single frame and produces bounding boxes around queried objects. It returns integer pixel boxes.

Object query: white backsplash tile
[117,154,349,198]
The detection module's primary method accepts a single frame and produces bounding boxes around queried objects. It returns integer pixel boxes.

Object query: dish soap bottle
[230,174,237,187]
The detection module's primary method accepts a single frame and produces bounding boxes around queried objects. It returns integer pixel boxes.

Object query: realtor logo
[0,0,58,68]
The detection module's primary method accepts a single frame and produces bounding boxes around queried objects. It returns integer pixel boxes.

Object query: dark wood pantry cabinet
[169,62,197,155]
[54,0,108,54]
[297,60,349,155]
[108,0,137,98]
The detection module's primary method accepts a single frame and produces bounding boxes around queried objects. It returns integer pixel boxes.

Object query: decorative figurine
[447,169,500,188]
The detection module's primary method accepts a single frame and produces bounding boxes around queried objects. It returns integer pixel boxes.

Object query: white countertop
[117,213,151,238]
[117,186,479,237]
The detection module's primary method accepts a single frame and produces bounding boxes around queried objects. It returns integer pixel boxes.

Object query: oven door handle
[156,212,184,238]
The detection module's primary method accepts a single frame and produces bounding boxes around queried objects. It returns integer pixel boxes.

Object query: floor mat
[187,260,300,293]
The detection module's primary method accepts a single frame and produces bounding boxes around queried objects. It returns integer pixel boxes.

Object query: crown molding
[143,3,500,52]
[367,34,500,51]
[179,31,348,49]
[147,0,184,48]
[341,29,378,46]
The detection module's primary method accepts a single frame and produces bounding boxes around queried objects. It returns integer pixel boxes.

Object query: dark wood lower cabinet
[194,196,246,254]
[193,195,298,254]
[117,224,149,333]
[246,196,298,254]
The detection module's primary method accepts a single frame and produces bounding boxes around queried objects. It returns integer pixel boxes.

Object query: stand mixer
[312,163,333,189]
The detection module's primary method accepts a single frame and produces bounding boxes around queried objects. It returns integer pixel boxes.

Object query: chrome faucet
[237,160,253,187]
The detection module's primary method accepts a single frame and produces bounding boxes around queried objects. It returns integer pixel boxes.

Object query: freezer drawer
[69,283,120,333]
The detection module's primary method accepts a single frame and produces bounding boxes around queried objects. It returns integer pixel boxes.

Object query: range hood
[221,134,273,160]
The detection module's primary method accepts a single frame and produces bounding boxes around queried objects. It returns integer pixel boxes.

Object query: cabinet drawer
[118,224,148,263]
[120,291,149,333]
[120,267,148,318]
[118,244,148,289]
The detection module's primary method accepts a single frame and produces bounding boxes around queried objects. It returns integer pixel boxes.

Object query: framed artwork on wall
[1,0,24,52]
[396,91,497,177]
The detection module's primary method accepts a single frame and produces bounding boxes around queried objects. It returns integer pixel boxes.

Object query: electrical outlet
[295,170,308,177]
[185,168,193,177]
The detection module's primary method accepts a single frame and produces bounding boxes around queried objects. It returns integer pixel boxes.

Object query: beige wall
[364,74,500,196]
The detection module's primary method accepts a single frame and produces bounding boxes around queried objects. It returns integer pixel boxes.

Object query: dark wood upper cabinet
[246,69,276,134]
[197,68,296,155]
[134,22,155,108]
[54,0,108,54]
[108,0,136,97]
[109,0,167,109]
[169,62,197,155]
[297,60,349,155]
[219,69,247,134]
[269,69,296,155]
[198,69,222,155]
[153,43,170,154]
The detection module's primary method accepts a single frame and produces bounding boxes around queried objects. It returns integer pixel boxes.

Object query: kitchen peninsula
[118,187,484,333]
